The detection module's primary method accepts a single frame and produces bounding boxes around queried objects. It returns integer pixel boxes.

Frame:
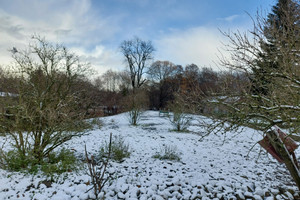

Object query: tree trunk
[267,130,300,190]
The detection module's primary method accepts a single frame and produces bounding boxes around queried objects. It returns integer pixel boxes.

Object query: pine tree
[251,0,300,95]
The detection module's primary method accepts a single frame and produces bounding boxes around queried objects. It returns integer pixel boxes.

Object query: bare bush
[168,96,192,132]
[123,89,148,126]
[85,133,113,199]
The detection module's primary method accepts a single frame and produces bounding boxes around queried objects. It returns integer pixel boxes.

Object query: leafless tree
[120,37,154,125]
[185,64,200,81]
[96,70,121,92]
[118,70,132,94]
[147,60,178,83]
[120,37,154,90]
[204,0,300,189]
[147,60,181,109]
[0,36,92,166]
[213,0,300,133]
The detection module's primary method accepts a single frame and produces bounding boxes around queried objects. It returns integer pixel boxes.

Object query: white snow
[0,92,17,97]
[0,111,298,199]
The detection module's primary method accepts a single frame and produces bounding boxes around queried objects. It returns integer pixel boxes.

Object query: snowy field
[0,111,298,200]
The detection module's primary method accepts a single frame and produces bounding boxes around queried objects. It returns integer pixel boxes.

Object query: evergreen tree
[251,0,300,95]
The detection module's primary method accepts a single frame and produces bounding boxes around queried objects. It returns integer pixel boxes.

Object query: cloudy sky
[0,0,275,75]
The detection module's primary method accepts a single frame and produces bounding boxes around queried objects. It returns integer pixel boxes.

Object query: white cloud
[217,15,240,22]
[0,0,254,75]
[70,46,123,76]
[155,27,228,71]
[0,0,120,72]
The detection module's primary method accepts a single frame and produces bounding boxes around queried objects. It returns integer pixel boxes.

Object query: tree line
[93,62,244,110]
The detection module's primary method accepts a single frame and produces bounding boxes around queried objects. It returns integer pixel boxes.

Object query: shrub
[153,145,181,161]
[0,148,79,174]
[85,133,114,199]
[169,112,192,132]
[41,148,79,175]
[168,97,192,132]
[1,150,33,172]
[100,134,130,163]
[128,108,142,126]
[123,89,148,126]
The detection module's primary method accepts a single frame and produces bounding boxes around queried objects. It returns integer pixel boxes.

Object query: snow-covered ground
[0,111,298,200]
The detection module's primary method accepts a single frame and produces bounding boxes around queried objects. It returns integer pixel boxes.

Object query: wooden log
[259,125,298,163]
[267,129,300,190]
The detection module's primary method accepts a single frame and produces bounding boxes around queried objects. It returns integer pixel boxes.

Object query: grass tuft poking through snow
[153,144,181,161]
[99,134,131,163]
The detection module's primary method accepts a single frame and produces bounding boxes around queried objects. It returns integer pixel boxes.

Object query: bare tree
[120,37,154,125]
[97,70,121,92]
[0,36,92,166]
[185,64,200,81]
[118,70,132,94]
[147,60,178,82]
[214,0,300,133]
[120,37,154,90]
[0,66,18,94]
[147,60,181,109]
[204,0,300,189]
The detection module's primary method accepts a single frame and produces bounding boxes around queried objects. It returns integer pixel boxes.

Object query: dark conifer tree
[251,0,300,95]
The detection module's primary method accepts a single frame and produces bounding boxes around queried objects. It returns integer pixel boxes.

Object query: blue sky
[0,0,276,74]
